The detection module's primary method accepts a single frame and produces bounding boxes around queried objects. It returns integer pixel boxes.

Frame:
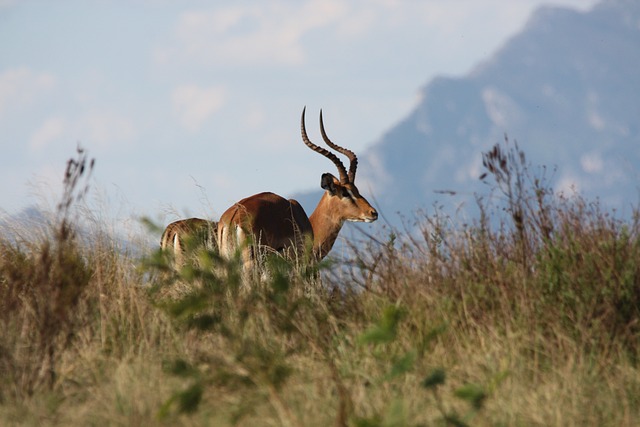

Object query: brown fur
[218,176,377,264]
[217,108,378,267]
[160,218,217,266]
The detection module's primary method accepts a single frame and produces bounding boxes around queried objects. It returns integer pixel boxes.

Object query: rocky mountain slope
[298,0,640,223]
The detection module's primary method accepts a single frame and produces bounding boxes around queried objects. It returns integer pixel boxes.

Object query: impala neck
[308,192,345,260]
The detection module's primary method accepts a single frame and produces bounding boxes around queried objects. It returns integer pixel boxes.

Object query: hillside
[322,0,640,221]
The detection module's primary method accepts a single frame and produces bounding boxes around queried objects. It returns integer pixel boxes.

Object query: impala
[217,107,378,267]
[160,218,218,266]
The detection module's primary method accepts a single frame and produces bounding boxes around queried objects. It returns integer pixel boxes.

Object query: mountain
[0,206,53,242]
[306,0,640,224]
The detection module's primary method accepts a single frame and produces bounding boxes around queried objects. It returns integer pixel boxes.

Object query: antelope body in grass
[217,108,378,268]
[160,218,217,266]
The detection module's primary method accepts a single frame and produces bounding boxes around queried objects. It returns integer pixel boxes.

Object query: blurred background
[5,0,638,230]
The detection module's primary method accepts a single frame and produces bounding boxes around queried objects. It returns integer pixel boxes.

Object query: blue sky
[1,0,598,224]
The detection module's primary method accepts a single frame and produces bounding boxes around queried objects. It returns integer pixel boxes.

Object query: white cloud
[246,104,266,129]
[0,0,18,9]
[0,67,55,117]
[172,84,225,132]
[334,7,376,38]
[28,112,136,153]
[556,172,581,196]
[81,111,136,148]
[158,0,347,67]
[586,91,606,131]
[29,116,67,152]
[580,151,603,174]
[155,0,599,73]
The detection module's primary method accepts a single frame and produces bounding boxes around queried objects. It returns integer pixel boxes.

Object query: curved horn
[300,107,349,183]
[319,110,358,183]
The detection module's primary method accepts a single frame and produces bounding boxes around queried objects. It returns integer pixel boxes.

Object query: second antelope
[218,107,378,267]
[161,218,218,267]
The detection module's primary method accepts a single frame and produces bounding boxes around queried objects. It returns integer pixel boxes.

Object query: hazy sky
[1,0,599,223]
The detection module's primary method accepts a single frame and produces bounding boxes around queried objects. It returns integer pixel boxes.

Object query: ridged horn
[319,109,358,183]
[300,107,349,183]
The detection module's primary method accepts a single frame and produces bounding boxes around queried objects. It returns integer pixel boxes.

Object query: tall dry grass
[0,141,638,426]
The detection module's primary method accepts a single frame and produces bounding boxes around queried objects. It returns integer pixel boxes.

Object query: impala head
[301,107,378,223]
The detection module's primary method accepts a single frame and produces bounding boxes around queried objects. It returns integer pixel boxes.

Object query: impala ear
[320,173,339,194]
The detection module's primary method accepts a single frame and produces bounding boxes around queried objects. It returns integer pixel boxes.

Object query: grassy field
[1,143,639,426]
